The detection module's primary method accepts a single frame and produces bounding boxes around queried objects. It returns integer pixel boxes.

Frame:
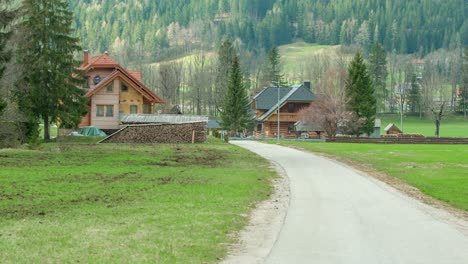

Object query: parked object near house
[384,123,403,135]
[252,81,314,138]
[294,120,324,138]
[78,51,164,130]
[77,126,107,136]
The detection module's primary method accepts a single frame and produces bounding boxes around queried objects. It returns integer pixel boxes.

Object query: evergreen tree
[345,51,376,136]
[15,0,87,141]
[408,74,421,113]
[368,42,387,112]
[214,39,235,115]
[0,2,15,115]
[262,46,287,87]
[220,54,252,134]
[461,47,468,119]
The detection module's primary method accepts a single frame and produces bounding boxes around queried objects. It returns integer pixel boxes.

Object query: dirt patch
[290,145,468,222]
[221,162,290,264]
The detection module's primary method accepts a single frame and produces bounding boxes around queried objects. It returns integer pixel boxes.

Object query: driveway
[231,141,468,264]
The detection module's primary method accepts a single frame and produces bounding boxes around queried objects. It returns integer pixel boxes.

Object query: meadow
[378,113,468,137]
[280,141,468,211]
[0,139,274,263]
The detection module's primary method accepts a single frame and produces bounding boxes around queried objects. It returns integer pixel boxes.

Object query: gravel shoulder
[221,162,290,264]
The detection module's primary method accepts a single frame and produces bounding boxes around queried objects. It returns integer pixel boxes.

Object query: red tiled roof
[127,70,142,82]
[79,54,119,70]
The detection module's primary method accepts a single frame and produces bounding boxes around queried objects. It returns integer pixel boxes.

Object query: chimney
[84,50,89,64]
[303,80,311,91]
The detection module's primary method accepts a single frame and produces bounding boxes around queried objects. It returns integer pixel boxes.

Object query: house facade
[252,81,314,138]
[78,51,164,130]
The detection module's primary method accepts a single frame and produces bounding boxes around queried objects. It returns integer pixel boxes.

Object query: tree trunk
[465,98,467,120]
[434,119,440,138]
[43,115,50,141]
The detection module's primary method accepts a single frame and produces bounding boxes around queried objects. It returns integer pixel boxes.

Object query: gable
[85,69,163,103]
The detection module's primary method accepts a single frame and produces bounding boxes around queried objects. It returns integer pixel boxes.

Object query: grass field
[278,41,337,78]
[279,141,468,211]
[379,113,468,137]
[0,140,274,263]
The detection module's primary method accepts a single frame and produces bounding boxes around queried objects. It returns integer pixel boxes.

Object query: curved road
[231,141,468,264]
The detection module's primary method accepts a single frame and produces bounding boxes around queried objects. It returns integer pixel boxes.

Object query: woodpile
[100,122,207,143]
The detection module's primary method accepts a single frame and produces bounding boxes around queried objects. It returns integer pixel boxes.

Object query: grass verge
[0,141,274,263]
[277,141,468,211]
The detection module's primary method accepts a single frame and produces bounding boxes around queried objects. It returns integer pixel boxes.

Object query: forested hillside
[70,0,467,61]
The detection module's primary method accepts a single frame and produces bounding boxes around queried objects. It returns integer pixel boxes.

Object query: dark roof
[254,84,314,121]
[254,84,314,110]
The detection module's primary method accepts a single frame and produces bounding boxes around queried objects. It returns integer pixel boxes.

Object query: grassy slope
[0,141,273,263]
[379,114,468,137]
[280,141,468,211]
[279,41,337,75]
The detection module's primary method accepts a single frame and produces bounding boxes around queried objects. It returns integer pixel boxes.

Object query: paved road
[231,141,468,264]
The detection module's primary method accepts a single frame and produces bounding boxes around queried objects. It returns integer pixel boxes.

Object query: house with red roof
[78,51,164,131]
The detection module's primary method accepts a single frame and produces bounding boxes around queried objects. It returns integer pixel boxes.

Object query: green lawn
[280,141,468,211]
[379,114,468,137]
[0,140,274,263]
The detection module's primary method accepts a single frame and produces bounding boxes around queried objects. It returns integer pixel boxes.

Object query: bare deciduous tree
[299,67,348,138]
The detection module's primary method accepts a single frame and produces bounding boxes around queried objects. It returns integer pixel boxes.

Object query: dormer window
[121,83,128,92]
[94,75,101,84]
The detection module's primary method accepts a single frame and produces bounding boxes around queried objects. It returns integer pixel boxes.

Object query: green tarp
[78,126,107,136]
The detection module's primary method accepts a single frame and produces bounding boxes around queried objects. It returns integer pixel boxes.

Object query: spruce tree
[264,46,287,87]
[214,39,235,115]
[0,2,15,115]
[461,48,468,119]
[15,0,87,141]
[346,51,376,136]
[220,54,252,134]
[368,42,388,112]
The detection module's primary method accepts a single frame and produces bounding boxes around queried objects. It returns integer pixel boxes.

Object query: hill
[70,0,467,63]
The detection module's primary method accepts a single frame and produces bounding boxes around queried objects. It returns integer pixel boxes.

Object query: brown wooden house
[78,51,164,130]
[252,81,314,138]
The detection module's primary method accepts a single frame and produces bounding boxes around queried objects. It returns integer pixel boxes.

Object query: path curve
[231,141,468,264]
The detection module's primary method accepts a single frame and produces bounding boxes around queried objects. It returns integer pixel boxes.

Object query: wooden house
[252,81,314,138]
[384,123,403,135]
[78,51,164,130]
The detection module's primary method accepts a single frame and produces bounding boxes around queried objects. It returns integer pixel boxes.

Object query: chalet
[252,81,314,138]
[78,51,164,131]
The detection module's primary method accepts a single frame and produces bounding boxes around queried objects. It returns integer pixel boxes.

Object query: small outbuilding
[384,123,402,135]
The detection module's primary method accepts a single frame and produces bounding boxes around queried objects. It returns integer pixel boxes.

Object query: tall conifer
[214,39,235,115]
[369,42,388,112]
[16,0,87,141]
[220,54,252,134]
[0,2,15,115]
[346,51,376,136]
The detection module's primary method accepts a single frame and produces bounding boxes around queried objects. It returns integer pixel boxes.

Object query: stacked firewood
[101,122,207,143]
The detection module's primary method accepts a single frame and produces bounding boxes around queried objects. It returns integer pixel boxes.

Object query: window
[130,105,138,114]
[106,84,113,92]
[121,83,128,92]
[83,77,89,88]
[94,75,101,84]
[143,104,149,114]
[287,103,295,113]
[96,105,113,117]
